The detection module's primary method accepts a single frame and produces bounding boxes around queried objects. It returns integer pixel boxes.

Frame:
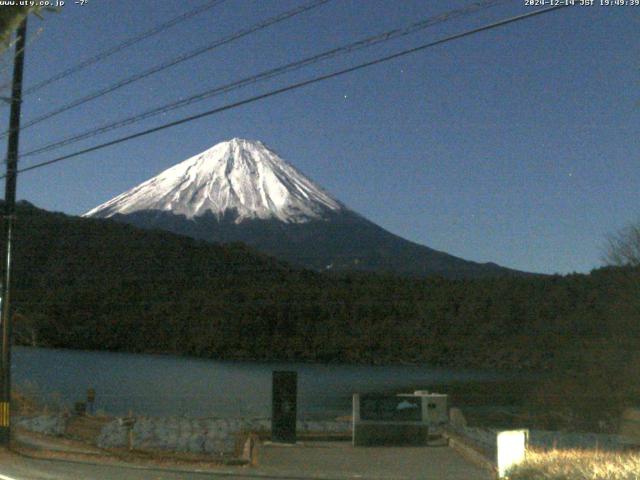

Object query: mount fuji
[85,138,520,278]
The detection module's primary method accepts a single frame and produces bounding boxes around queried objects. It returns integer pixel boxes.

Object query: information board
[359,394,422,422]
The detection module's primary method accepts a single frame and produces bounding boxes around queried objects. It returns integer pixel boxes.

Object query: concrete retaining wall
[15,415,67,436]
[14,413,350,455]
[97,417,241,453]
[97,417,351,454]
[529,430,639,451]
[449,424,640,454]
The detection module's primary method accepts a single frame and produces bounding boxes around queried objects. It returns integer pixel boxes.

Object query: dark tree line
[5,202,640,426]
[5,202,638,365]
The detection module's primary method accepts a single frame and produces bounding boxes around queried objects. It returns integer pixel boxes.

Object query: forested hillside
[8,202,639,378]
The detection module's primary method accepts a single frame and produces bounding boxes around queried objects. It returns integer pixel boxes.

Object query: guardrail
[444,425,528,478]
[529,430,640,452]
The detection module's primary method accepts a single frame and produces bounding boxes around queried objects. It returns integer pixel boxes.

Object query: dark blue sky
[2,0,638,274]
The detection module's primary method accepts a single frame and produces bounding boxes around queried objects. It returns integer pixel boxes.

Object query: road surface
[0,441,493,479]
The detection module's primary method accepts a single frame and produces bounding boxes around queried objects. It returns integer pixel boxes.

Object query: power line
[20,0,226,97]
[0,0,330,139]
[21,0,510,160]
[5,5,569,179]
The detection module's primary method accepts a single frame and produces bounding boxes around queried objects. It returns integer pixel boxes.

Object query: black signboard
[360,395,422,422]
[271,371,297,443]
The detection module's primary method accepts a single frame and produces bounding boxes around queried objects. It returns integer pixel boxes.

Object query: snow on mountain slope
[84,138,343,223]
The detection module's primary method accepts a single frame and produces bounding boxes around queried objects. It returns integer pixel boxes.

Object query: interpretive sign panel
[359,394,422,422]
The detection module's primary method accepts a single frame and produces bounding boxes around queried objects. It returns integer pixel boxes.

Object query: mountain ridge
[85,138,342,223]
[86,138,526,278]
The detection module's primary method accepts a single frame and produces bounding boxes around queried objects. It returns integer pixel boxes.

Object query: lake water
[12,346,501,419]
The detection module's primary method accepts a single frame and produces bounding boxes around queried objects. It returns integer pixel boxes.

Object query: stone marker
[272,371,297,443]
[497,429,528,478]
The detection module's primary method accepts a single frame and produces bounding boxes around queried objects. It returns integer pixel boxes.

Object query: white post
[352,394,360,446]
[496,429,528,478]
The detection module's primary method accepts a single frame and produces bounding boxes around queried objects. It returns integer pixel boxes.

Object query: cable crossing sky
[21,0,227,97]
[19,0,511,162]
[2,4,570,180]
[0,0,331,138]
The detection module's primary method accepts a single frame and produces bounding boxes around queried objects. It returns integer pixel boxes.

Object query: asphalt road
[0,441,493,480]
[1,451,268,480]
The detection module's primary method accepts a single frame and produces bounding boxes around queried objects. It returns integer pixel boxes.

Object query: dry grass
[508,449,640,480]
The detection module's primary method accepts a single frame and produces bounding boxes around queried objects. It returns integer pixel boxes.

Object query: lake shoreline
[13,342,543,373]
[13,345,513,419]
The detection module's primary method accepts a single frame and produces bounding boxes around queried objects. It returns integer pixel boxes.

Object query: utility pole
[0,17,27,447]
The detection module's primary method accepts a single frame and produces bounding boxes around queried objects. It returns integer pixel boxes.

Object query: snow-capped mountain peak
[84,138,343,223]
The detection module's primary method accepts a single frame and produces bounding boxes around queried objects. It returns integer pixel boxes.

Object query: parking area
[257,440,494,479]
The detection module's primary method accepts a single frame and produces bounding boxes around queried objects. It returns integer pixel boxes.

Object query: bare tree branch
[603,223,640,267]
